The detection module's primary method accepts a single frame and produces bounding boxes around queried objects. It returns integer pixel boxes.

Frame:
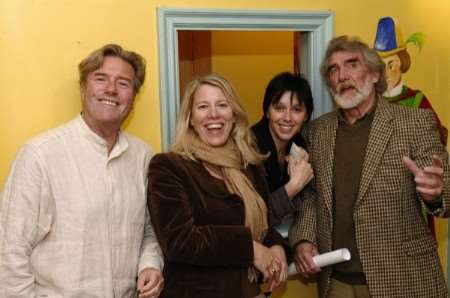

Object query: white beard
[332,77,374,109]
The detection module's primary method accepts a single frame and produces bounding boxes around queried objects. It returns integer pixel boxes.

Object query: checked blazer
[289,99,450,298]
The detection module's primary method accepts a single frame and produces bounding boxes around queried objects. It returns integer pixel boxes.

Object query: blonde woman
[147,74,288,298]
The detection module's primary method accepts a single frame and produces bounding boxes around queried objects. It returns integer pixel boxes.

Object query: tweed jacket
[289,99,450,298]
[147,152,286,298]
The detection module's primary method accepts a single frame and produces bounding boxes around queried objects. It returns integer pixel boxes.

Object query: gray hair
[320,35,387,95]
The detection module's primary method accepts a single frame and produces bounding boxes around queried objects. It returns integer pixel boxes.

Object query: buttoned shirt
[0,115,163,297]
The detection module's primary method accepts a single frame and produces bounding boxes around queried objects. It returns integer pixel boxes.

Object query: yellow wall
[211,31,294,125]
[1,0,449,297]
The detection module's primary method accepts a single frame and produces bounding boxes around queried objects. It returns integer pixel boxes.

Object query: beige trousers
[328,278,371,298]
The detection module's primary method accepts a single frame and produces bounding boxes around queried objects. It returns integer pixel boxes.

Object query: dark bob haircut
[262,72,314,122]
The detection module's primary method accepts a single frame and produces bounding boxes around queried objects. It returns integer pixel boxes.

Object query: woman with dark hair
[252,72,314,225]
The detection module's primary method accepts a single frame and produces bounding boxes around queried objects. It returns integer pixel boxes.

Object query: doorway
[158,8,333,149]
[178,30,305,125]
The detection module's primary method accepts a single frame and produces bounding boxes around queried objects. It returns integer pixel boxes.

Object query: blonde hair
[171,74,265,166]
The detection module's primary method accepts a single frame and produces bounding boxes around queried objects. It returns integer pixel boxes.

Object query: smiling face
[190,84,235,147]
[81,56,136,132]
[266,91,307,149]
[327,51,379,109]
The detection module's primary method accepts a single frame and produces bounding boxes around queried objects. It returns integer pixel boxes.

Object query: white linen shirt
[0,115,163,297]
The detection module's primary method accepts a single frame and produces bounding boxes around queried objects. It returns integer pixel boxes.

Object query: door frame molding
[158,8,334,149]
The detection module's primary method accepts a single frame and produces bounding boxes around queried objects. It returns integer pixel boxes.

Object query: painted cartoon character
[374,16,447,145]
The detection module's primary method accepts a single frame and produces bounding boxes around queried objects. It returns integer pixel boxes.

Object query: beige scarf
[190,136,268,244]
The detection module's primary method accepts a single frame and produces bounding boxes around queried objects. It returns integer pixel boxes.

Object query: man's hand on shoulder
[137,267,164,298]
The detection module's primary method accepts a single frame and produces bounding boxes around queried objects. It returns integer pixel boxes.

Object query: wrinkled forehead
[82,56,135,82]
[328,50,364,67]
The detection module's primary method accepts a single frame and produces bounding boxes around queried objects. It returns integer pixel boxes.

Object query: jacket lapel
[355,100,394,208]
[319,115,338,217]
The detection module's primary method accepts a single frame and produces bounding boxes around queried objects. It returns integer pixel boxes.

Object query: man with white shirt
[0,44,163,297]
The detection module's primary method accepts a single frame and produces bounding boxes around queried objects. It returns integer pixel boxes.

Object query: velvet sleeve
[147,153,254,267]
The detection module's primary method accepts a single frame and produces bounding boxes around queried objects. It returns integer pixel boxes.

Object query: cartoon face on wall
[382,53,402,91]
[373,17,423,95]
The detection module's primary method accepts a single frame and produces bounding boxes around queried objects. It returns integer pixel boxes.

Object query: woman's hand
[253,241,279,282]
[284,156,314,198]
[267,245,288,291]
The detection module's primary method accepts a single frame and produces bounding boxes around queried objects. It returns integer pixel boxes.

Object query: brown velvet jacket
[147,152,285,298]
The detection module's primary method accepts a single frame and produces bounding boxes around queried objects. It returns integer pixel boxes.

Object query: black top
[251,118,307,193]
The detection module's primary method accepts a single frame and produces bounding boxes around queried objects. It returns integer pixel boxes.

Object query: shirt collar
[75,114,128,159]
[383,81,404,98]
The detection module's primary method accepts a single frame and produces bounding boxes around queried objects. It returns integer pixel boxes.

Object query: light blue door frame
[157,8,334,150]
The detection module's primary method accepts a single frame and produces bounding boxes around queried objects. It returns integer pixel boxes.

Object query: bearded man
[374,16,448,239]
[289,36,450,298]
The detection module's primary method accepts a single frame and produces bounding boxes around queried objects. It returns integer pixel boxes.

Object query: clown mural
[373,17,448,237]
[373,17,448,145]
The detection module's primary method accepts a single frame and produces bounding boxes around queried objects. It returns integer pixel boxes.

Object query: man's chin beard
[332,80,373,110]
[333,92,366,109]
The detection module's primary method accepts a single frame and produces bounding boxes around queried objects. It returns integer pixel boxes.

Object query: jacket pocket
[403,236,437,256]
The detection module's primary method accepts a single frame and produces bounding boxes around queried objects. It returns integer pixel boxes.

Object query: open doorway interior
[158,8,333,150]
[178,30,303,125]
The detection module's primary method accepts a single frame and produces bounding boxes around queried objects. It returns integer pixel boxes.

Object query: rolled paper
[313,248,351,267]
[289,143,308,161]
[287,262,298,276]
[287,248,351,276]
